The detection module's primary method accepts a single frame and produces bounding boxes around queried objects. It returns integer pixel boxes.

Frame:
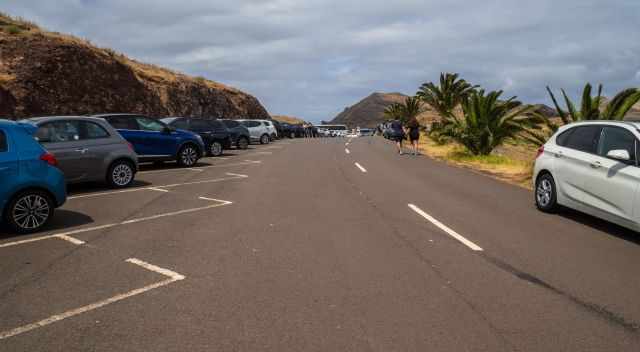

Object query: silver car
[28,116,138,188]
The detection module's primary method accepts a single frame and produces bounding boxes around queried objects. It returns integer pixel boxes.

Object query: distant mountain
[330,92,408,128]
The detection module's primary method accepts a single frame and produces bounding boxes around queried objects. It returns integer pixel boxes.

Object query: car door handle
[554,151,563,158]
[75,148,89,154]
[590,161,602,169]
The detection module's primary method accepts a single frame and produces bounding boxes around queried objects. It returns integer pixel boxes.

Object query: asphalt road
[1,136,640,351]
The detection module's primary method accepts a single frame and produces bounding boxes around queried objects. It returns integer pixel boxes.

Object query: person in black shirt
[406,117,420,156]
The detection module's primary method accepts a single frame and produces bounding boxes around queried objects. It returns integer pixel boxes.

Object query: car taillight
[126,142,135,152]
[40,152,58,167]
[535,145,544,159]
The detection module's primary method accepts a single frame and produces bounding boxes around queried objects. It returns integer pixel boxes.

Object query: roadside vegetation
[394,72,640,188]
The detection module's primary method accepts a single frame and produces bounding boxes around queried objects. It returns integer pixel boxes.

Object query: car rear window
[222,120,239,128]
[171,119,190,130]
[564,125,602,154]
[191,119,211,132]
[107,116,138,130]
[210,120,224,129]
[0,130,7,152]
[81,121,110,139]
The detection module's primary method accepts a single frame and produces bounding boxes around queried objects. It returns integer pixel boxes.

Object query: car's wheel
[289,132,295,139]
[260,134,270,144]
[107,160,135,188]
[209,141,223,157]
[271,133,277,141]
[4,190,54,234]
[535,173,558,213]
[237,137,249,150]
[177,144,199,167]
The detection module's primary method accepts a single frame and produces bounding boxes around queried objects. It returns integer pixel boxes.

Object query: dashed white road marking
[345,148,350,154]
[408,204,483,251]
[55,235,86,245]
[0,199,233,248]
[0,258,185,340]
[69,173,248,200]
[355,162,367,173]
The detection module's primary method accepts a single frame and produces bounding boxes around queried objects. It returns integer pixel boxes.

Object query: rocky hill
[330,92,408,128]
[0,13,269,120]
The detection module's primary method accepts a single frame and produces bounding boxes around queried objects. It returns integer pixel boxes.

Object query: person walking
[389,119,405,155]
[406,117,420,156]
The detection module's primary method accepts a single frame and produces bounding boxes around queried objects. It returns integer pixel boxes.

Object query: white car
[260,120,279,140]
[533,121,640,231]
[238,119,273,144]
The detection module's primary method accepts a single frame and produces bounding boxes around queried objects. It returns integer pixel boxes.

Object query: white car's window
[563,126,602,154]
[597,126,637,164]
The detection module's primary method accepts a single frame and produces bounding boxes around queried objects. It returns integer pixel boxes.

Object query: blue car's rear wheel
[5,190,54,234]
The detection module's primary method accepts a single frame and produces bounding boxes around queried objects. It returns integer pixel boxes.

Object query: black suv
[220,119,251,149]
[161,117,232,157]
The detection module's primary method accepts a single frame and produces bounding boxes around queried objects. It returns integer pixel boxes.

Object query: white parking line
[186,168,204,172]
[69,173,247,200]
[0,198,233,248]
[0,233,85,249]
[262,146,283,150]
[0,258,185,340]
[138,160,261,175]
[408,204,483,251]
[355,162,367,173]
[345,148,350,154]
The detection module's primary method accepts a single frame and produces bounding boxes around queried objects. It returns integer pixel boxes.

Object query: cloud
[3,0,640,122]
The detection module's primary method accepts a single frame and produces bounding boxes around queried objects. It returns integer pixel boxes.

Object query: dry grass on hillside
[272,115,308,125]
[417,133,534,189]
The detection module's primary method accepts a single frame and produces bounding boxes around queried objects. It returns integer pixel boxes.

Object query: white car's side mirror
[606,149,631,161]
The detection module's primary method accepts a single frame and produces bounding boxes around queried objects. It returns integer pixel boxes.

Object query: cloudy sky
[4,0,639,122]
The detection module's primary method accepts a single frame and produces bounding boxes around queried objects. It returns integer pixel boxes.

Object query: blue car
[94,114,205,167]
[0,119,66,234]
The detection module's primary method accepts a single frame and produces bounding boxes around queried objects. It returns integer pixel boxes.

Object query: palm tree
[399,96,422,123]
[416,72,477,119]
[522,84,640,146]
[383,103,404,121]
[547,83,640,122]
[442,90,540,155]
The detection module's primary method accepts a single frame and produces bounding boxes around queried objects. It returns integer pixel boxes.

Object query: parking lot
[2,136,640,351]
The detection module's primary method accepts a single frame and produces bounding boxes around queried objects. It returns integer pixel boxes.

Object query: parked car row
[0,115,283,234]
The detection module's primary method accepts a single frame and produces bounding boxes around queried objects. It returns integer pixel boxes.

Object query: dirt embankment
[0,14,270,120]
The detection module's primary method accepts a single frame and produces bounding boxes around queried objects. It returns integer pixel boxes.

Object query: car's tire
[208,141,223,157]
[4,190,54,234]
[289,132,295,139]
[535,173,558,213]
[237,137,249,150]
[260,134,270,144]
[271,133,277,141]
[177,144,200,167]
[107,160,135,188]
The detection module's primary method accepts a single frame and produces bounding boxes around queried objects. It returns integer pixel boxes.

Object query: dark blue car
[94,114,205,167]
[0,119,66,233]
